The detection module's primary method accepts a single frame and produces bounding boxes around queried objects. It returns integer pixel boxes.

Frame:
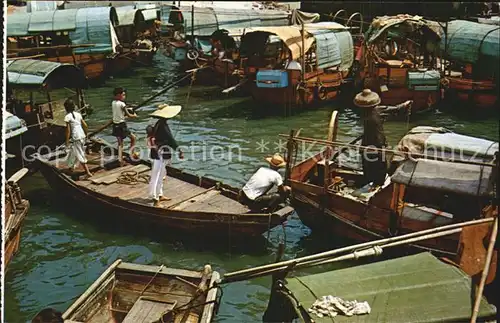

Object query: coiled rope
[116,170,150,185]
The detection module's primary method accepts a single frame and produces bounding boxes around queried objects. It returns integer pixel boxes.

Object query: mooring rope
[116,170,150,185]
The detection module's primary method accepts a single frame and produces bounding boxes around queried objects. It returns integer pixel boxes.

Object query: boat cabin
[6,59,89,159]
[6,6,121,80]
[238,22,354,108]
[440,20,499,109]
[361,15,444,112]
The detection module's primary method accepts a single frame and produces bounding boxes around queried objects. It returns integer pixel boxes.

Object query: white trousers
[67,138,87,169]
[149,157,168,200]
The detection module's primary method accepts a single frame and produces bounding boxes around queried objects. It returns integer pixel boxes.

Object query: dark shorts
[112,122,131,139]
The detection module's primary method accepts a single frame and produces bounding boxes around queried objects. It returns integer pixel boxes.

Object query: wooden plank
[122,298,176,323]
[102,164,150,185]
[273,206,294,218]
[170,187,218,210]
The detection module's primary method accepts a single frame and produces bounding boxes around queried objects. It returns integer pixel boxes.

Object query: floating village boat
[33,139,294,240]
[6,59,89,168]
[440,19,499,109]
[49,259,220,323]
[285,120,498,256]
[159,4,295,70]
[4,168,30,269]
[234,22,354,109]
[6,6,126,81]
[114,4,161,65]
[360,15,444,112]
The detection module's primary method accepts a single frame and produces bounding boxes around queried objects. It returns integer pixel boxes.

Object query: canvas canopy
[391,158,495,197]
[440,20,500,66]
[5,111,28,140]
[365,14,444,44]
[305,22,353,71]
[7,59,86,89]
[7,7,119,55]
[396,126,498,161]
[283,253,496,323]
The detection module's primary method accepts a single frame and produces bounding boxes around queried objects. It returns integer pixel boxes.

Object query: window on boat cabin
[403,186,485,220]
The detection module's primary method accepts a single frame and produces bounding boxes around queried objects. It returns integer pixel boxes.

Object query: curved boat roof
[115,5,159,26]
[7,7,119,55]
[7,59,86,89]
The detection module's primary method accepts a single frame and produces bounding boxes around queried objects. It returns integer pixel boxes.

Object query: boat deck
[47,151,250,214]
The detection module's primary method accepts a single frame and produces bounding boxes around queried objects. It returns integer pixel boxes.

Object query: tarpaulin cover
[396,126,498,161]
[290,9,320,25]
[71,7,118,54]
[5,111,28,140]
[440,20,500,65]
[391,158,494,196]
[306,22,353,71]
[6,59,85,88]
[284,252,496,323]
[366,14,444,44]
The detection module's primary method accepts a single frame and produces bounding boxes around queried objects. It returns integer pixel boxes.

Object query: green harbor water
[4,54,499,322]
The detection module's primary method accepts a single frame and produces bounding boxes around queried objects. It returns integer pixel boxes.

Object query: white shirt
[242,167,283,200]
[112,100,127,124]
[64,111,86,141]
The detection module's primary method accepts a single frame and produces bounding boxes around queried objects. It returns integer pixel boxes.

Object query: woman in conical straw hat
[354,89,412,188]
[148,104,184,207]
[240,153,291,212]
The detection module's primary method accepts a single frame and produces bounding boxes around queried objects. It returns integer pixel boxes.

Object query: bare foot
[153,200,160,207]
[159,196,171,202]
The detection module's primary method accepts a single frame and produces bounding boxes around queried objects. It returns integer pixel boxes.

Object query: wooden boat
[114,5,161,66]
[440,20,499,109]
[286,116,498,256]
[33,139,294,240]
[56,259,219,322]
[6,6,123,81]
[6,59,89,168]
[159,4,293,69]
[360,15,444,112]
[264,252,497,322]
[4,168,30,269]
[235,22,354,109]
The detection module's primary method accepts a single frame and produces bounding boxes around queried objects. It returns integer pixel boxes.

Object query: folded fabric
[308,295,371,318]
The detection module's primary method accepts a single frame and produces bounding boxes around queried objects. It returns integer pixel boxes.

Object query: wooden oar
[87,73,194,138]
[7,168,29,184]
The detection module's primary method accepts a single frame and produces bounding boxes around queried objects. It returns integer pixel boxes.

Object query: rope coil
[117,170,150,185]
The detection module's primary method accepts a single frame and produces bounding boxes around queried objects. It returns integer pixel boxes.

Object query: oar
[222,79,248,94]
[87,72,194,138]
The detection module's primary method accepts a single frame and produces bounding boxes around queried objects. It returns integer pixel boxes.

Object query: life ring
[317,85,328,101]
[384,40,398,56]
[327,110,338,143]
[186,49,199,60]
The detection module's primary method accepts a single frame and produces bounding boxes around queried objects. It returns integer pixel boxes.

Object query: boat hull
[4,199,29,268]
[36,158,290,240]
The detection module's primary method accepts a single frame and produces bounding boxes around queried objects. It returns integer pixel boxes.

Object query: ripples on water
[4,54,499,322]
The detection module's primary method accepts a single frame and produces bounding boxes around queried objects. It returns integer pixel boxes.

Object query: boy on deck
[111,87,137,165]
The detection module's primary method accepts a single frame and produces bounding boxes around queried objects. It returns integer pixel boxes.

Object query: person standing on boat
[240,154,291,212]
[353,89,412,188]
[64,99,92,178]
[148,105,184,207]
[111,87,137,165]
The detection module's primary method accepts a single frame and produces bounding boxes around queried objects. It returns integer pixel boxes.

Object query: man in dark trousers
[353,89,412,188]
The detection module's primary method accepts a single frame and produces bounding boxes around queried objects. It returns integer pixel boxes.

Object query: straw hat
[150,104,182,119]
[353,89,381,108]
[265,154,286,168]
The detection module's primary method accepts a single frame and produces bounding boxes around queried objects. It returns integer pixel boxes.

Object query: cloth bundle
[308,295,371,318]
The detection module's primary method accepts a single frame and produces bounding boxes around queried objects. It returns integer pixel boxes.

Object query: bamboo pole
[278,134,497,168]
[220,217,495,283]
[470,216,498,323]
[8,53,46,60]
[8,43,96,53]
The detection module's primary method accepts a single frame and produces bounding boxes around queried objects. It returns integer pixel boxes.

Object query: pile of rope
[117,170,150,185]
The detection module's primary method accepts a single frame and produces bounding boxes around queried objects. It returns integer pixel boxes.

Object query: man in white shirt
[241,154,291,212]
[111,87,137,165]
